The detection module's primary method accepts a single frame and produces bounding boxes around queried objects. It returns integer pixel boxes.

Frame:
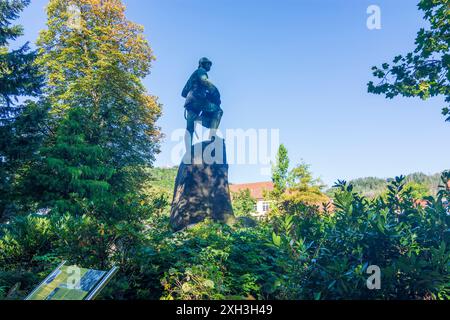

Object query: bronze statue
[182,57,223,152]
[171,58,234,231]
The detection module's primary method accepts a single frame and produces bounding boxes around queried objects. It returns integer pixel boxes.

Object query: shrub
[271,174,450,300]
[1,173,448,300]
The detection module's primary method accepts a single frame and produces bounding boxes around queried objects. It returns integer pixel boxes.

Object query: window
[262,202,270,212]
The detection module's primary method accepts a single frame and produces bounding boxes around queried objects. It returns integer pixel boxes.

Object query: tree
[0,0,42,111]
[13,0,162,272]
[22,107,117,215]
[284,162,328,206]
[0,0,44,221]
[405,181,431,199]
[271,144,289,198]
[368,0,449,121]
[271,145,328,209]
[231,189,256,217]
[330,172,442,199]
[22,0,162,214]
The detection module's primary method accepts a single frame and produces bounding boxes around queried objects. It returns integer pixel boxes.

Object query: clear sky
[17,0,449,186]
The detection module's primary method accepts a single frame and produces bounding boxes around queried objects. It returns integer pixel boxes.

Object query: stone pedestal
[170,138,235,231]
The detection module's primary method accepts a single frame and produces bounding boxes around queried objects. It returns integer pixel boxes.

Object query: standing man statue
[182,57,223,153]
[171,58,234,231]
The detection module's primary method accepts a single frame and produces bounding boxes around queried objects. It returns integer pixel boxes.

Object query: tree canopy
[368,0,449,121]
[22,0,162,214]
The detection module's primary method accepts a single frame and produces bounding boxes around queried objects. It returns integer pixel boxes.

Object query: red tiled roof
[229,182,274,200]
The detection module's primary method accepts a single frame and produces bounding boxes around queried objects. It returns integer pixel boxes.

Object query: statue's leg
[185,110,197,153]
[208,108,223,140]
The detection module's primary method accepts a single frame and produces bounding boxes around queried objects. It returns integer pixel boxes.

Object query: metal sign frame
[25,261,118,301]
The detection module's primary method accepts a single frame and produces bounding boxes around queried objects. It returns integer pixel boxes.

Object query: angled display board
[25,261,118,300]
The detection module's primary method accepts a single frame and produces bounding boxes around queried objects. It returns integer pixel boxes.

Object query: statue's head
[199,57,212,72]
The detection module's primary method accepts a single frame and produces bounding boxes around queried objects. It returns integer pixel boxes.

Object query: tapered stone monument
[170,137,234,231]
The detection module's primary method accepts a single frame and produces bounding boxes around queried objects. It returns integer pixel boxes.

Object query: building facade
[229,182,274,218]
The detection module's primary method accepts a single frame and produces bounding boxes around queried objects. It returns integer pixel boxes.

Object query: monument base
[170,138,235,231]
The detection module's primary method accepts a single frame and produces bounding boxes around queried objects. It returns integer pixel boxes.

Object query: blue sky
[17,0,449,186]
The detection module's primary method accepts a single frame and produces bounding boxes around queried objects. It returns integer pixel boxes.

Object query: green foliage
[21,107,117,215]
[368,0,450,121]
[0,193,164,299]
[0,0,44,221]
[271,147,328,209]
[141,166,178,204]
[327,172,442,199]
[156,221,284,300]
[283,162,328,206]
[404,181,432,199]
[271,175,450,299]
[231,189,256,217]
[0,213,59,299]
[15,0,162,218]
[271,144,289,198]
[1,0,163,300]
[0,0,42,108]
[147,173,449,300]
[26,0,162,202]
[146,167,178,191]
[1,172,449,300]
[0,0,28,45]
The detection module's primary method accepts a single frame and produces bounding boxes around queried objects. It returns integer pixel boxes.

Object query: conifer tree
[271,144,289,198]
[0,0,44,221]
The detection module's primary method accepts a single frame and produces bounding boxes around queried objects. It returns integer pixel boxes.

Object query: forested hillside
[327,173,443,198]
[142,167,178,201]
